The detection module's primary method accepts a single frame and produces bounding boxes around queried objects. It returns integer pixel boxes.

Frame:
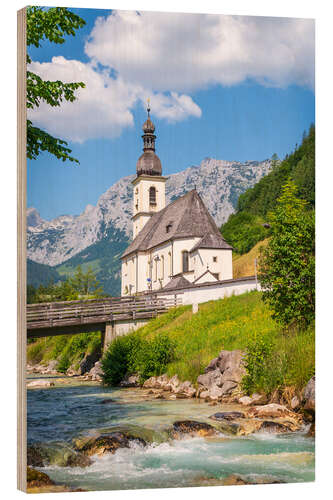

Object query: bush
[134,334,176,382]
[242,334,274,394]
[102,332,176,386]
[57,352,71,373]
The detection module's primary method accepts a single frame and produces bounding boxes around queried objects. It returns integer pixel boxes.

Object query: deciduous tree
[27,6,86,163]
[259,180,315,328]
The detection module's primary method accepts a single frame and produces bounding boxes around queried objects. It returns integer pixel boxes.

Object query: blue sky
[27,8,315,220]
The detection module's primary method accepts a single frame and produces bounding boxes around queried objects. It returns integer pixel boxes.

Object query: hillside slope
[105,292,315,393]
[221,125,315,253]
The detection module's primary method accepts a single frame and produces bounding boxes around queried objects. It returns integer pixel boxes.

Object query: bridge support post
[102,322,115,352]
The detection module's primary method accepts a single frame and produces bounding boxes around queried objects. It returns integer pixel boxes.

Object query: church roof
[162,275,192,291]
[190,232,233,252]
[122,189,232,258]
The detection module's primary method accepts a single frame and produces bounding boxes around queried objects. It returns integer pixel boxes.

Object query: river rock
[223,473,285,486]
[258,420,298,434]
[171,420,219,439]
[174,381,196,398]
[77,432,146,457]
[197,350,246,400]
[165,374,180,392]
[119,373,140,387]
[291,395,300,410]
[79,350,101,376]
[143,376,157,388]
[27,443,92,468]
[197,369,223,389]
[238,396,253,405]
[209,411,245,421]
[89,361,103,381]
[247,403,301,422]
[207,386,224,400]
[303,376,315,413]
[27,379,55,388]
[307,422,315,437]
[27,467,54,488]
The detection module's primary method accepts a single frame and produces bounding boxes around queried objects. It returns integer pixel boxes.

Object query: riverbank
[26,375,315,492]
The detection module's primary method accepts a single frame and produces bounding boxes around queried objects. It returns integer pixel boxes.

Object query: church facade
[121,106,233,296]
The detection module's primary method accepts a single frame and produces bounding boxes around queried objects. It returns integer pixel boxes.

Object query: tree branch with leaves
[26,6,86,163]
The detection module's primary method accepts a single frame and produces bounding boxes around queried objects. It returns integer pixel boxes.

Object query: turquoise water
[27,379,315,491]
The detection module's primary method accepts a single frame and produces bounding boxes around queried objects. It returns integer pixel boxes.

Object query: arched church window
[149,186,156,205]
[182,251,189,273]
[161,255,164,279]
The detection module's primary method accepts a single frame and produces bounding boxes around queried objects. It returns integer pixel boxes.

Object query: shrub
[57,352,71,373]
[242,334,274,394]
[102,336,136,386]
[134,334,176,382]
[102,332,176,386]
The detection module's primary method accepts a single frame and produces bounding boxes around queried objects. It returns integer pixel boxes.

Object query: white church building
[121,105,234,296]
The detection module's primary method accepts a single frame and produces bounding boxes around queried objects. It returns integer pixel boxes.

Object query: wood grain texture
[17,6,27,493]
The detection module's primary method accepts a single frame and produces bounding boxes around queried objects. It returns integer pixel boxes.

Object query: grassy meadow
[104,291,314,395]
[27,291,314,396]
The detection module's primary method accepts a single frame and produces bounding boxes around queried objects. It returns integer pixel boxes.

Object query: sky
[27,8,315,220]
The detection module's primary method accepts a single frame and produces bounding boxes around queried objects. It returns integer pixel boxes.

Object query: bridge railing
[27,295,182,330]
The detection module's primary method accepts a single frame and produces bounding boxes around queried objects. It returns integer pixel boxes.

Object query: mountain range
[27,157,271,295]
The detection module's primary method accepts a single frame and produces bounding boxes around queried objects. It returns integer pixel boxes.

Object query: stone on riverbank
[27,379,55,389]
[77,432,146,457]
[120,374,140,387]
[27,467,54,488]
[171,420,219,439]
[197,350,246,401]
[27,443,92,468]
[210,411,245,421]
[303,376,315,413]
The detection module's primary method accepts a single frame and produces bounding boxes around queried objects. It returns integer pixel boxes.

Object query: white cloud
[28,57,201,142]
[28,11,314,143]
[85,11,315,91]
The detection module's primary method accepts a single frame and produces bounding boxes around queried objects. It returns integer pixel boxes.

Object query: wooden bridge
[27,295,182,340]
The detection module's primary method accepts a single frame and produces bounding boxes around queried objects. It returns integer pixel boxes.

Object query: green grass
[106,291,314,394]
[27,332,101,372]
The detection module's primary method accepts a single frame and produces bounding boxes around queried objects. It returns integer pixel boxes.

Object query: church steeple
[136,101,162,177]
[142,99,156,152]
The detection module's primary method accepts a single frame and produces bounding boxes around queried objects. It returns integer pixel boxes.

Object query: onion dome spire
[136,99,162,176]
[142,98,156,150]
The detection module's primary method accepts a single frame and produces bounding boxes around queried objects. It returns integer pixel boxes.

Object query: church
[121,105,233,296]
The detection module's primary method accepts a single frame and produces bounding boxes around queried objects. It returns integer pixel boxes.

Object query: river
[27,376,315,491]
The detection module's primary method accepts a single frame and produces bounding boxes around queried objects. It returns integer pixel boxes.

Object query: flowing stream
[27,376,315,491]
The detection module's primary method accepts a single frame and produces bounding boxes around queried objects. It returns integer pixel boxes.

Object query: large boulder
[89,361,103,382]
[165,375,180,392]
[79,350,100,375]
[197,369,223,389]
[27,379,55,389]
[303,376,315,413]
[247,403,300,420]
[143,376,157,388]
[174,381,196,398]
[27,467,54,488]
[171,420,219,439]
[197,350,246,400]
[119,373,140,387]
[77,432,146,457]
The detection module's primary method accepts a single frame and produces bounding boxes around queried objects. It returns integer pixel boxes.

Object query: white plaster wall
[133,214,151,239]
[173,238,201,278]
[113,319,149,336]
[149,241,173,291]
[192,248,233,281]
[157,278,260,305]
[121,255,138,296]
[133,177,166,215]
